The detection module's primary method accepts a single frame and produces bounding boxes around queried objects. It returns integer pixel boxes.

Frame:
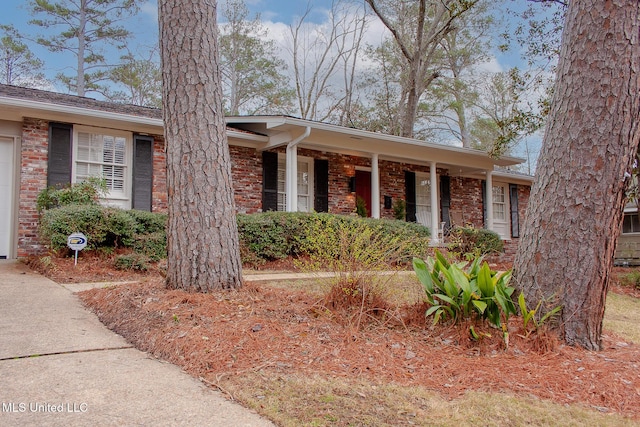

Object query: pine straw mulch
[76,274,640,421]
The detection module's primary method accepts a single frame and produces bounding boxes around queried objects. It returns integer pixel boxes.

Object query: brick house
[0,84,533,260]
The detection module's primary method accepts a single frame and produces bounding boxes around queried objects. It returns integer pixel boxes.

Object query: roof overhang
[0,93,532,180]
[226,115,527,175]
[0,95,165,135]
[0,95,270,145]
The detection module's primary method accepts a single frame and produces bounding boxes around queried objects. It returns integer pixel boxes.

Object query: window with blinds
[76,131,128,198]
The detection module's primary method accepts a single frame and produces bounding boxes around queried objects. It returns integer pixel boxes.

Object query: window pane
[276,158,311,212]
[415,178,431,207]
[492,186,506,221]
[75,130,129,198]
[624,214,640,233]
[297,195,308,212]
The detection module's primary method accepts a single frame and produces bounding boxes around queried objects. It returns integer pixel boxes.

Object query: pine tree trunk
[158,0,243,291]
[513,1,640,350]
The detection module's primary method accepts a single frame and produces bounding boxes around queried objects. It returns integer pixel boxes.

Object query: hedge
[39,208,432,265]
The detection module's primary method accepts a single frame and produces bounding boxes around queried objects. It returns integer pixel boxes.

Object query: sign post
[67,232,88,266]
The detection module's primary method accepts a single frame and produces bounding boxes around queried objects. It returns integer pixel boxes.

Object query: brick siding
[15,119,530,261]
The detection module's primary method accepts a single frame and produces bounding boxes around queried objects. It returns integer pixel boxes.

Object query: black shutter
[132,135,154,212]
[440,175,451,232]
[314,158,329,212]
[262,151,278,211]
[509,184,520,238]
[405,171,416,222]
[47,123,72,187]
[481,180,487,228]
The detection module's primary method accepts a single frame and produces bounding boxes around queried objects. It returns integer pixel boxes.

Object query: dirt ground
[27,255,640,422]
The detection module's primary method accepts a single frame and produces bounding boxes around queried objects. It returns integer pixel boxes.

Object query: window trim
[491,182,510,240]
[72,125,133,209]
[276,153,315,213]
[415,171,435,227]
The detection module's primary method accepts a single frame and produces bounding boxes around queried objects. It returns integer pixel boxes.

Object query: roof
[0,84,533,182]
[226,115,532,180]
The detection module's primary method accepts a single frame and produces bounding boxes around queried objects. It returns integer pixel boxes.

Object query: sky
[1,0,545,168]
[1,0,349,86]
[2,0,521,88]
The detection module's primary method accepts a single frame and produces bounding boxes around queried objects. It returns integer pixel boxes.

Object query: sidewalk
[0,260,274,427]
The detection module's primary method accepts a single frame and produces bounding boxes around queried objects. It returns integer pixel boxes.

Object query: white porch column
[371,154,380,219]
[486,170,494,231]
[285,145,297,212]
[430,161,439,244]
[284,127,310,212]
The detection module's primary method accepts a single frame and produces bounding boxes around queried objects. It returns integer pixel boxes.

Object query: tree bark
[513,0,640,350]
[158,0,243,291]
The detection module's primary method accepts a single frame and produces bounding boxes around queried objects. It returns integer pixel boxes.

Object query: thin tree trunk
[513,0,640,350]
[159,0,243,291]
[77,0,87,96]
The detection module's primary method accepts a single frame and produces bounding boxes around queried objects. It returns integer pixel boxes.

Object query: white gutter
[286,126,311,212]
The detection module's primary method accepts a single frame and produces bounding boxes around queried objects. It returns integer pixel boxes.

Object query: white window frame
[491,182,510,240]
[72,126,133,209]
[415,172,435,227]
[277,154,314,213]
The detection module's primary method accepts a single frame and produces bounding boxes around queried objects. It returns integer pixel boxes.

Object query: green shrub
[392,199,406,220]
[39,204,109,250]
[236,212,309,261]
[114,253,149,271]
[447,226,504,259]
[355,196,368,217]
[125,210,167,234]
[39,204,164,253]
[296,214,427,329]
[236,212,431,264]
[297,214,413,271]
[102,208,137,248]
[133,231,167,261]
[36,177,107,212]
[619,270,640,289]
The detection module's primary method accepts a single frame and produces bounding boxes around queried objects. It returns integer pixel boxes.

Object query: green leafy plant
[114,253,149,271]
[447,226,504,260]
[295,214,430,330]
[36,177,108,212]
[355,196,368,217]
[518,293,562,337]
[39,204,168,256]
[619,270,640,290]
[413,250,517,335]
[236,212,430,266]
[392,199,406,220]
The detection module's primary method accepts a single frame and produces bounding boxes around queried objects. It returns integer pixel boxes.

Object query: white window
[73,127,132,209]
[277,155,313,212]
[492,185,506,221]
[491,183,509,239]
[415,173,432,227]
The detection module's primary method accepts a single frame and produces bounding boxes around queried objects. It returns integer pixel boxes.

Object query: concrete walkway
[0,260,274,427]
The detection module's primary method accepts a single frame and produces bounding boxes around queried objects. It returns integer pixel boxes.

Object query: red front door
[355,170,371,217]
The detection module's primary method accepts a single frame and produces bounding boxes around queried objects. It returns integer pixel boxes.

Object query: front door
[0,137,14,259]
[355,170,371,217]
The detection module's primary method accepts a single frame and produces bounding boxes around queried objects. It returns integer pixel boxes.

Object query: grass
[221,372,636,427]
[604,292,640,343]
